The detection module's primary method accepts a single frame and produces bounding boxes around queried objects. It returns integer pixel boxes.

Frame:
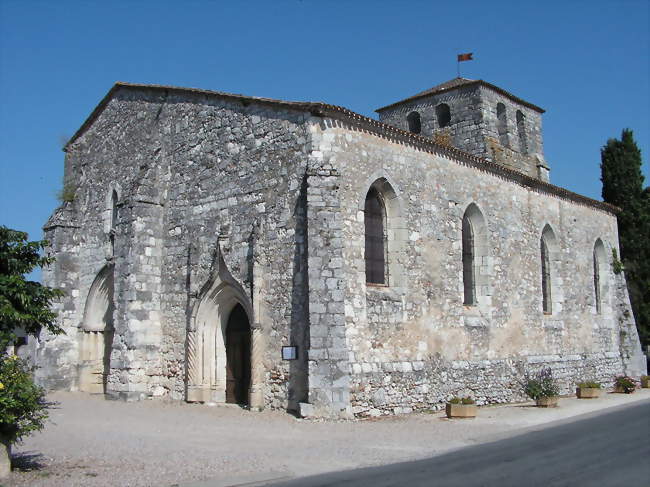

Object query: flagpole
[456,52,474,78]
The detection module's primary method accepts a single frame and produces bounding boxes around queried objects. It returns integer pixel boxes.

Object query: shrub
[0,355,50,443]
[577,381,602,389]
[614,375,637,393]
[56,183,76,203]
[523,368,560,400]
[448,396,475,405]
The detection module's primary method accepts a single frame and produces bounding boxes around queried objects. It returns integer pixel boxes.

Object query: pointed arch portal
[186,276,253,405]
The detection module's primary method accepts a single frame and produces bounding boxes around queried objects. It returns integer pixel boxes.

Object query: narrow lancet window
[462,213,475,305]
[110,190,118,230]
[593,248,601,314]
[365,187,386,284]
[541,236,551,313]
[593,239,606,314]
[110,190,118,257]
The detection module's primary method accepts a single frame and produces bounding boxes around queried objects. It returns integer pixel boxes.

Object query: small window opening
[110,190,118,230]
[462,213,475,305]
[593,248,601,314]
[593,239,606,314]
[110,190,118,256]
[436,103,451,128]
[365,187,386,285]
[541,236,551,313]
[497,103,509,147]
[516,110,528,154]
[407,111,421,134]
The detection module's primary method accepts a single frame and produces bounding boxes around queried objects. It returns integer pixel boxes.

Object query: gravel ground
[4,389,650,487]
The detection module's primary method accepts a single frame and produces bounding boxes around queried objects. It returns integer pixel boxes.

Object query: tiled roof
[375,77,545,113]
[63,82,612,215]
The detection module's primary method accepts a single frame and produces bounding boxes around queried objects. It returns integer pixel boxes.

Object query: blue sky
[1,0,648,259]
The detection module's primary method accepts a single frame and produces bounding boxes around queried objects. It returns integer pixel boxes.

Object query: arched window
[436,103,451,128]
[110,190,118,256]
[462,203,488,305]
[497,103,509,147]
[593,239,606,313]
[462,212,475,305]
[365,187,386,284]
[407,111,421,134]
[540,225,558,314]
[541,236,551,313]
[110,190,118,230]
[516,110,528,154]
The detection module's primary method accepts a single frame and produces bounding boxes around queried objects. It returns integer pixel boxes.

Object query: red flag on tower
[457,52,473,62]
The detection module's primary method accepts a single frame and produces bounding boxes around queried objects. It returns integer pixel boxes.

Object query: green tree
[0,226,64,477]
[600,129,650,348]
[0,226,64,351]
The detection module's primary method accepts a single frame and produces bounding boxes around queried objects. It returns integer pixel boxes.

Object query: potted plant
[613,375,637,394]
[523,368,560,407]
[445,397,477,418]
[576,381,602,399]
[640,375,649,388]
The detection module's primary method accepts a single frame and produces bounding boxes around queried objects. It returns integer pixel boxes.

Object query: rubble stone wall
[378,85,547,181]
[311,119,642,417]
[39,87,313,409]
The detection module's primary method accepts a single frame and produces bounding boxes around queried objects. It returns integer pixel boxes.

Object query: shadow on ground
[268,401,650,487]
[11,451,47,472]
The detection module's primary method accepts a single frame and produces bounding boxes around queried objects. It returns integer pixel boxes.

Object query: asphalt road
[268,401,650,487]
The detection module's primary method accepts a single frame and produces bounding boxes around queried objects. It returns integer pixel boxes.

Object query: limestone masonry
[34,78,646,418]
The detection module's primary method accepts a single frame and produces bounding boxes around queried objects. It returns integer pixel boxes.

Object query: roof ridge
[375,78,544,113]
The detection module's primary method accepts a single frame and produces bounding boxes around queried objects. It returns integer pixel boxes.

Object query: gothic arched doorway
[79,266,115,393]
[186,276,255,405]
[225,303,251,405]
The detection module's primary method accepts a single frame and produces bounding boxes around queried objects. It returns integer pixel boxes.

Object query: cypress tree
[600,129,650,348]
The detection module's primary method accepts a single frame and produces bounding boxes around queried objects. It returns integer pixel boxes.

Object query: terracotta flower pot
[535,396,559,408]
[576,387,601,399]
[614,385,635,394]
[446,403,477,418]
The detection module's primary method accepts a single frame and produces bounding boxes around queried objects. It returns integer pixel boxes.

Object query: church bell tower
[376,78,550,182]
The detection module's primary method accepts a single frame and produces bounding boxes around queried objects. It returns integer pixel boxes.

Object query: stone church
[35,77,646,418]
